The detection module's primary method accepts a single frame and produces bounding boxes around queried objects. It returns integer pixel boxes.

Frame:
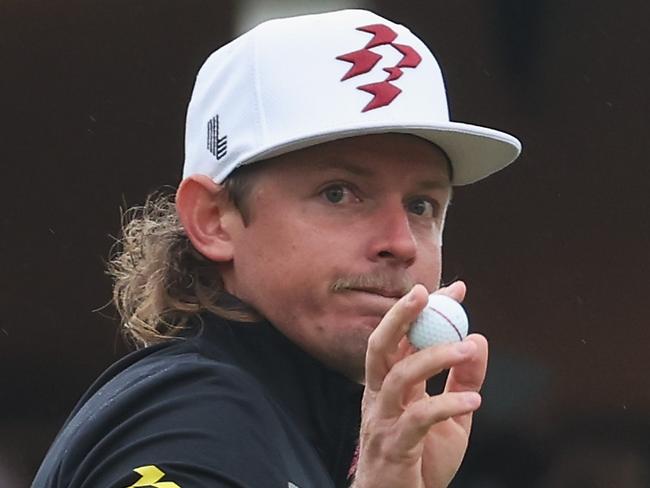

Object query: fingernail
[464,392,481,408]
[456,340,475,354]
[407,286,418,304]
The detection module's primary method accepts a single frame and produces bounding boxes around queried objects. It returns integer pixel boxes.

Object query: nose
[367,202,417,267]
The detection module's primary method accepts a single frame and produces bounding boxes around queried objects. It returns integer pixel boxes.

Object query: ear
[176,174,240,262]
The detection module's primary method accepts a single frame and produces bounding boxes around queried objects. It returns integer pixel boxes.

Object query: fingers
[435,280,466,303]
[445,334,488,394]
[365,284,428,391]
[364,280,468,393]
[444,334,488,434]
[392,391,482,452]
[357,281,483,487]
[376,340,478,418]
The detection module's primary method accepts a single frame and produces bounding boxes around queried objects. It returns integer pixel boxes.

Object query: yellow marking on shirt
[125,465,181,488]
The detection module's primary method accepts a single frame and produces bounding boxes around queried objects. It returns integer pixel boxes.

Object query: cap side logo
[207,115,227,160]
[336,24,422,112]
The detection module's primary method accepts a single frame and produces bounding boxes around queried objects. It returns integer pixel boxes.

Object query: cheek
[233,220,337,306]
[414,233,443,289]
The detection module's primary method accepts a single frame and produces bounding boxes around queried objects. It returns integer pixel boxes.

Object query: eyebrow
[313,159,452,191]
[313,159,374,177]
[416,179,452,191]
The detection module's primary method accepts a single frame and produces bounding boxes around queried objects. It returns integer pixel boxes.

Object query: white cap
[184,9,522,185]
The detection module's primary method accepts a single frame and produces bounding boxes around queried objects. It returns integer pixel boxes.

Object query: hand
[351,282,488,488]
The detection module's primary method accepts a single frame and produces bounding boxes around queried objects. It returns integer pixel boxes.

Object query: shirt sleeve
[50,356,299,488]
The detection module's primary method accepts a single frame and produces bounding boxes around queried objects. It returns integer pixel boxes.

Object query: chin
[323,352,366,384]
[319,323,373,383]
[359,315,383,330]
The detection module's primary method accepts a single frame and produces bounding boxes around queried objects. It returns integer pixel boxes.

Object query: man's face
[221,134,452,381]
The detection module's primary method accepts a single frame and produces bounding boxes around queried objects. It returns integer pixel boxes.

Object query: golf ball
[408,294,469,349]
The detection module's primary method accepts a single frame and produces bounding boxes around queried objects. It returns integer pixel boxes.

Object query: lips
[330,288,402,322]
[351,287,404,299]
[345,289,401,313]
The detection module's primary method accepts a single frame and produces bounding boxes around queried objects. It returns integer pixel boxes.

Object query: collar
[193,313,363,486]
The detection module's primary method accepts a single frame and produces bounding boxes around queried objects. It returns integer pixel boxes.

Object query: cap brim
[406,122,522,185]
[240,121,521,186]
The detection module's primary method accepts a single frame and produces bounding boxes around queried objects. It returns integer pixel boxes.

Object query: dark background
[2,1,649,486]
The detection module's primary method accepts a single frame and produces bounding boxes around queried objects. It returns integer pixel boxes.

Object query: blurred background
[2,0,649,486]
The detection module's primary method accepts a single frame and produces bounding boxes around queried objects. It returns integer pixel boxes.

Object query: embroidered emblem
[336,24,422,112]
[124,465,181,488]
[207,114,228,160]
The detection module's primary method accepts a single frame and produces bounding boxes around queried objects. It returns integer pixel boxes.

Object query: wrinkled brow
[312,160,373,177]
[313,159,451,191]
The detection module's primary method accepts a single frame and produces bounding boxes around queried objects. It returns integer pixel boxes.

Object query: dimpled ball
[408,294,469,349]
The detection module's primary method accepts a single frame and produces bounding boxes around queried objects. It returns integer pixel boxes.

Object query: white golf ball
[408,294,469,349]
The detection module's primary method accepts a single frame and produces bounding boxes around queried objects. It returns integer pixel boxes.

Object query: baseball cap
[183,9,521,185]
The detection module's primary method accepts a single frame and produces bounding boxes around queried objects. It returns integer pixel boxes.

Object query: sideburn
[222,162,270,226]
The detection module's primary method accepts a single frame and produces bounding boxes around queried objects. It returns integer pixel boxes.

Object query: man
[34,9,520,488]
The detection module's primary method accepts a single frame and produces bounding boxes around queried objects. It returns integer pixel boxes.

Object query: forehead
[257,133,452,186]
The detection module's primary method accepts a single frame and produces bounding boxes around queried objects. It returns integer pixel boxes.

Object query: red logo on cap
[336,24,422,112]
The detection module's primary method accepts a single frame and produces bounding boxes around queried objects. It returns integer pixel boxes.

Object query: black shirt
[33,315,363,488]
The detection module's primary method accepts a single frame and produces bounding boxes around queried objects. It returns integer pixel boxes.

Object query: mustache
[330,271,415,296]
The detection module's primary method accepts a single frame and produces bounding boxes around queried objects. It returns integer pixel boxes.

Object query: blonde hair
[108,172,262,348]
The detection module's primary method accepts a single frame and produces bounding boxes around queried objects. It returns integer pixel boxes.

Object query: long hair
[108,167,262,348]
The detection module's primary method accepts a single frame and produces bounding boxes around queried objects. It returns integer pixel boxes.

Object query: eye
[321,184,359,204]
[406,198,436,218]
